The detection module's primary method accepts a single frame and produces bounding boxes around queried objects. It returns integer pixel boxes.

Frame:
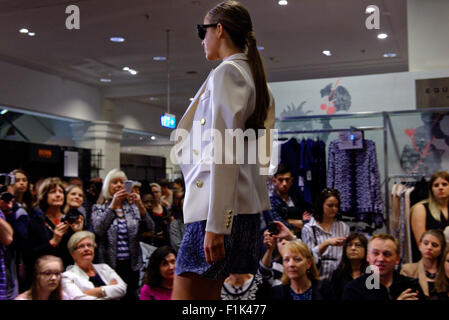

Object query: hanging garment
[280,138,301,194]
[327,139,384,228]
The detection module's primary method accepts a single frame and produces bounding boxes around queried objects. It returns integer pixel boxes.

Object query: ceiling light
[129,69,138,75]
[257,46,265,51]
[377,33,388,39]
[189,98,194,101]
[110,37,125,43]
[151,136,156,140]
[19,28,29,34]
[322,50,332,56]
[383,53,397,58]
[149,97,158,101]
[153,56,167,61]
[0,109,8,115]
[365,6,376,14]
[122,67,130,71]
[100,78,112,82]
[278,0,288,5]
[28,32,36,37]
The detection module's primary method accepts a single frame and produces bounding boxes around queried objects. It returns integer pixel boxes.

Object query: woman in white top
[172,1,274,300]
[62,231,126,300]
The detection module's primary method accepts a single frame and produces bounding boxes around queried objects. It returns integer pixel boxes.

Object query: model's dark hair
[338,233,368,274]
[143,246,176,288]
[207,0,270,131]
[313,188,341,222]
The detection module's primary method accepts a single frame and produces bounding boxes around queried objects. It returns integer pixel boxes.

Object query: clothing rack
[276,125,384,136]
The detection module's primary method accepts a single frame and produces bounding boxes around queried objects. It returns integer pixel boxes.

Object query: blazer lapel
[177,69,214,131]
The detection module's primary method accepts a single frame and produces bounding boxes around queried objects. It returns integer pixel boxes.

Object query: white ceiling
[0,0,408,123]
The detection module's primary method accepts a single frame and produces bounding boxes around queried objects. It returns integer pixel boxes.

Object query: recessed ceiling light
[0,109,8,115]
[28,32,36,37]
[110,37,125,43]
[153,56,167,61]
[122,67,130,71]
[322,50,332,56]
[149,97,158,101]
[100,78,112,82]
[151,136,156,140]
[189,98,194,101]
[278,0,288,5]
[19,28,29,34]
[129,69,138,75]
[383,53,397,58]
[365,6,376,14]
[377,33,388,39]
[257,46,265,51]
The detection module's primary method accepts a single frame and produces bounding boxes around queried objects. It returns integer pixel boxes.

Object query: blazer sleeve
[61,271,97,300]
[206,62,253,235]
[99,264,127,299]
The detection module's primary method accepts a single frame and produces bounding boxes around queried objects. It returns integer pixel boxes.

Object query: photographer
[26,178,84,288]
[63,184,87,231]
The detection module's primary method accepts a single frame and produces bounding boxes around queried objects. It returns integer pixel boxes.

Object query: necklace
[425,270,436,279]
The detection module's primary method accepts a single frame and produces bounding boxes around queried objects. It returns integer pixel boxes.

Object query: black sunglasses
[197,23,218,40]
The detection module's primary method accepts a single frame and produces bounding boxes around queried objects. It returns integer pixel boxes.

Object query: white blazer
[62,263,127,300]
[173,53,275,235]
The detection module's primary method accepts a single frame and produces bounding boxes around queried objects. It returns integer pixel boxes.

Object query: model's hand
[204,232,225,264]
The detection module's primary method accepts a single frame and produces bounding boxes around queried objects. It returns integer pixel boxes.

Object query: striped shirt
[301,217,349,280]
[0,211,7,300]
[116,217,131,261]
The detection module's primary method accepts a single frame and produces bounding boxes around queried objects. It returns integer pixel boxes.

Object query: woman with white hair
[91,169,155,300]
[62,231,126,300]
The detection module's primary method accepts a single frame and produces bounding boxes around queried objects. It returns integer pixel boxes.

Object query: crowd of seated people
[1,165,449,301]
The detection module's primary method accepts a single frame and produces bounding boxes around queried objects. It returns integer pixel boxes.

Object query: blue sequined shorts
[175,214,261,280]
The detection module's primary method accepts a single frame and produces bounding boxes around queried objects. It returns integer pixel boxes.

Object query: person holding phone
[91,169,155,300]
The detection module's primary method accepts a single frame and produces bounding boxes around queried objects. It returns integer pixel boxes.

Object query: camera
[0,173,15,186]
[267,221,279,236]
[61,207,82,224]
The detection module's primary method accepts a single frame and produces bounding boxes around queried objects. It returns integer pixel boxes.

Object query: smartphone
[124,180,133,193]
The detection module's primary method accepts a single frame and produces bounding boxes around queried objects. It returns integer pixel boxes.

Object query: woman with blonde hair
[271,240,326,300]
[411,171,449,261]
[15,255,66,300]
[91,168,154,300]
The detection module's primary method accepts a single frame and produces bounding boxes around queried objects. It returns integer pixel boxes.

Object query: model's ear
[216,22,225,39]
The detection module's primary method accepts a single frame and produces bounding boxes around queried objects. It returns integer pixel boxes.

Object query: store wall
[270,68,449,118]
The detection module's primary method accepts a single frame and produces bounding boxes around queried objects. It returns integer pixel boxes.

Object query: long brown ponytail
[207,1,270,131]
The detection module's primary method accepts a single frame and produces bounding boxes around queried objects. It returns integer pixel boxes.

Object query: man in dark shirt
[266,164,311,236]
[342,233,425,300]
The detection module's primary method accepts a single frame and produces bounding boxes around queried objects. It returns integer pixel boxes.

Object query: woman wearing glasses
[301,188,350,280]
[15,255,66,300]
[172,1,275,299]
[61,231,126,300]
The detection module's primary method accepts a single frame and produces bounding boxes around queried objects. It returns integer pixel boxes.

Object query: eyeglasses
[40,271,62,278]
[75,243,95,250]
[197,24,218,40]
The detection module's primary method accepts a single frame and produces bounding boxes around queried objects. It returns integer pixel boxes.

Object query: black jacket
[271,280,327,300]
[342,271,425,301]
